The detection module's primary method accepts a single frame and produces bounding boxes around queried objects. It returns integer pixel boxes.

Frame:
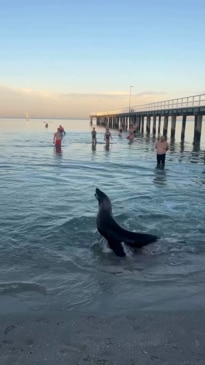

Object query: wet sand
[0,310,205,365]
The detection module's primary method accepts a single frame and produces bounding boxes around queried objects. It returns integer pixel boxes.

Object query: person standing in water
[59,125,65,139]
[104,127,112,146]
[155,136,169,169]
[127,124,135,140]
[53,128,62,148]
[91,127,97,145]
[118,126,123,137]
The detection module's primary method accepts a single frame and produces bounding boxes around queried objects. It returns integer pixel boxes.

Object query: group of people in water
[91,124,169,169]
[53,122,169,169]
[91,126,113,147]
[91,124,138,145]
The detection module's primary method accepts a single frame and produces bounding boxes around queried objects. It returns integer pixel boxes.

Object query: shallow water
[0,118,205,314]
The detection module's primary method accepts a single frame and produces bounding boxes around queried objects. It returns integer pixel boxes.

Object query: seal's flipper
[123,233,158,248]
[105,227,158,249]
[98,228,126,257]
[107,240,126,257]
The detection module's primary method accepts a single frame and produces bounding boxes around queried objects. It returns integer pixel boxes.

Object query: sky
[0,0,205,118]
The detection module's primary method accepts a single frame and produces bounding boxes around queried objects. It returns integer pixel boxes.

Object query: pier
[89,94,205,145]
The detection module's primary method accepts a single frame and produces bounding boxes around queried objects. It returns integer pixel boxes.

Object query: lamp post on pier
[128,85,134,131]
[129,85,134,112]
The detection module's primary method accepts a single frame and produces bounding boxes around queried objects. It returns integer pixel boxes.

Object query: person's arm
[53,133,56,144]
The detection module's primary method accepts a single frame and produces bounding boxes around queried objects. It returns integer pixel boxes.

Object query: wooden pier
[89,94,205,145]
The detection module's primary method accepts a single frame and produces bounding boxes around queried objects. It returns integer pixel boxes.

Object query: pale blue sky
[0,0,205,117]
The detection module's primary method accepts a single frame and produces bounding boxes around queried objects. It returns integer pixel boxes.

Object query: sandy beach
[0,309,205,365]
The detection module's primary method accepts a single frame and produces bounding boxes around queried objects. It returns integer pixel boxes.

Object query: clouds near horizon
[0,85,167,118]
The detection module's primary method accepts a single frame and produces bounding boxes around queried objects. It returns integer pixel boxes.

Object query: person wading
[155,136,169,169]
[53,128,62,148]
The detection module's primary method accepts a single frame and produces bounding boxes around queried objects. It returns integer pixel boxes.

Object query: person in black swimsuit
[91,127,97,145]
[104,127,112,145]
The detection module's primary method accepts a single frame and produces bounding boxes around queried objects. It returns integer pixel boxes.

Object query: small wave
[0,282,46,295]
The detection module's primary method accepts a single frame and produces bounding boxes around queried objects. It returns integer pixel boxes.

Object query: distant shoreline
[0,117,88,120]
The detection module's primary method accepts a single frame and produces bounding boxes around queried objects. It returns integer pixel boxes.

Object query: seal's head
[95,188,112,213]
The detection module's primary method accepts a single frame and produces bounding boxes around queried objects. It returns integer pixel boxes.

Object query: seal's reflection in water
[153,168,167,186]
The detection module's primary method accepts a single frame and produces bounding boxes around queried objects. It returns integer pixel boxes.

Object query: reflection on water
[192,142,200,153]
[53,146,62,158]
[180,141,185,153]
[153,169,167,186]
[55,146,62,156]
[169,140,176,153]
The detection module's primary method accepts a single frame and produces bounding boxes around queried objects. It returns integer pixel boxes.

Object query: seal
[95,188,158,257]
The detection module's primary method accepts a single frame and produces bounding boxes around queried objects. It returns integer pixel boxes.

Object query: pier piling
[181,115,187,141]
[163,116,168,137]
[193,115,203,144]
[146,116,151,135]
[153,116,156,135]
[158,115,161,135]
[171,115,176,140]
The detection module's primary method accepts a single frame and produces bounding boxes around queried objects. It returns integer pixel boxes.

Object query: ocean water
[0,118,205,314]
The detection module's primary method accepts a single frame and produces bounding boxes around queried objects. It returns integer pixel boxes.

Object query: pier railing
[134,93,205,112]
[91,93,205,116]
